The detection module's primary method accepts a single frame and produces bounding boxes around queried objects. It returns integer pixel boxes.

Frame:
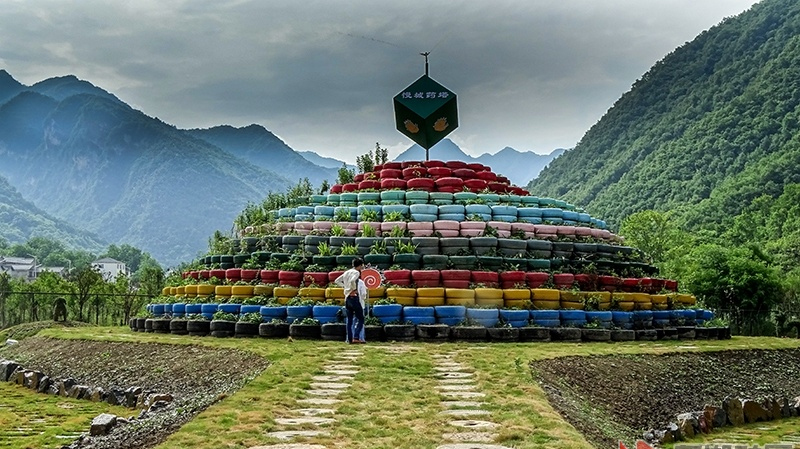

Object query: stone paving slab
[265,430,330,440]
[437,444,512,449]
[323,364,358,370]
[306,389,345,397]
[323,369,358,375]
[436,385,478,391]
[309,382,350,390]
[250,444,327,449]
[438,378,476,385]
[434,366,469,372]
[440,391,486,399]
[340,351,363,356]
[274,417,336,426]
[440,409,490,417]
[297,398,341,406]
[312,375,353,382]
[436,372,474,379]
[440,433,499,443]
[441,401,486,408]
[292,408,335,416]
[448,420,499,429]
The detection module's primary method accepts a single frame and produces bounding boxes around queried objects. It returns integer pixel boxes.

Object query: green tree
[337,162,355,185]
[137,265,165,298]
[619,210,686,264]
[0,273,10,327]
[101,244,157,274]
[70,265,103,321]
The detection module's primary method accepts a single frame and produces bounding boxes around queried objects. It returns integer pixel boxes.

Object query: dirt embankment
[1,336,270,449]
[531,348,800,448]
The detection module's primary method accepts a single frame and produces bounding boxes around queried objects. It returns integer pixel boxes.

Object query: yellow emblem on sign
[404,119,420,134]
[433,117,449,132]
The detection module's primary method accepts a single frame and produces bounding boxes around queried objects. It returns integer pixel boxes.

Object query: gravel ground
[530,348,800,448]
[1,336,270,449]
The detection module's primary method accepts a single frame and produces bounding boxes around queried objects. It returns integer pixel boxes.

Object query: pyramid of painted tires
[147,159,725,342]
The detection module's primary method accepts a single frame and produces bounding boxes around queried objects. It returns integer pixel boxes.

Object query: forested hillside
[528,0,800,231]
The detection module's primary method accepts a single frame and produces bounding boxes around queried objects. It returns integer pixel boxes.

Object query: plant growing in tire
[186,314,211,336]
[259,318,290,338]
[235,312,262,338]
[290,317,322,339]
[211,311,237,338]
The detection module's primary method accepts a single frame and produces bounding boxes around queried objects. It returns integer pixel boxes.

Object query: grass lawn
[7,326,800,449]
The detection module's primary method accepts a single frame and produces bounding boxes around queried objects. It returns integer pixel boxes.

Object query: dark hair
[352,258,364,268]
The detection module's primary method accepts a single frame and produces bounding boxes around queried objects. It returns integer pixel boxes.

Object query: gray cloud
[0,0,760,160]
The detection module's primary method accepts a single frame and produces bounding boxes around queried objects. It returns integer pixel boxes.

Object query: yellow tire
[532,300,560,310]
[276,296,292,305]
[445,288,475,299]
[176,286,185,296]
[253,285,274,297]
[169,287,177,296]
[532,289,560,301]
[613,292,633,303]
[231,285,254,297]
[560,291,581,302]
[651,294,668,305]
[677,294,696,305]
[416,287,445,297]
[475,298,503,308]
[617,301,635,311]
[369,287,386,298]
[184,285,198,297]
[215,286,231,297]
[299,287,326,298]
[504,299,528,309]
[635,302,653,310]
[393,296,416,306]
[503,289,531,301]
[446,297,475,306]
[416,296,445,307]
[273,286,299,298]
[652,303,668,310]
[475,288,503,300]
[631,293,651,304]
[386,287,417,298]
[560,300,584,310]
[197,285,216,296]
[162,287,171,296]
[326,287,345,299]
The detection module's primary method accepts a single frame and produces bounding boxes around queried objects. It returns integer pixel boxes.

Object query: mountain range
[0,70,559,266]
[528,0,800,233]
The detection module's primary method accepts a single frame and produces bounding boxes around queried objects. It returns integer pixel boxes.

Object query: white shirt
[334,268,368,308]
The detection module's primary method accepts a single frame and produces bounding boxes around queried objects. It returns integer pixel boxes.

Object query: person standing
[335,258,366,344]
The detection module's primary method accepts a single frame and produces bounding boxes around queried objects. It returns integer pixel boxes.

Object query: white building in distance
[93,258,129,281]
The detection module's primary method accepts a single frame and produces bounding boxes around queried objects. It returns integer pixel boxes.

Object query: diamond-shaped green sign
[394,75,458,150]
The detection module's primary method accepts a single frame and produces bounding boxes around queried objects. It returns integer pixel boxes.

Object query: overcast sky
[1,0,760,161]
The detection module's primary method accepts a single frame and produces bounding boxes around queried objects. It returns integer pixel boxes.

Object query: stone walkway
[256,349,364,449]
[251,347,514,449]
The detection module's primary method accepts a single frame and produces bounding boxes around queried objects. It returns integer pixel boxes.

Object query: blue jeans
[345,295,364,342]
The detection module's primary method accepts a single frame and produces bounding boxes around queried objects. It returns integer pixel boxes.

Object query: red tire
[423,160,446,168]
[464,179,488,191]
[476,171,497,181]
[471,271,499,284]
[443,280,470,289]
[303,272,329,287]
[445,161,468,170]
[358,180,381,190]
[407,178,435,190]
[383,162,402,170]
[500,271,526,283]
[412,270,441,281]
[328,271,345,283]
[380,168,403,179]
[497,176,509,184]
[487,182,508,193]
[452,168,477,179]
[342,183,359,192]
[384,269,411,282]
[330,184,343,194]
[436,186,462,194]
[467,163,485,171]
[526,272,550,288]
[354,173,364,183]
[435,177,464,188]
[427,166,453,177]
[373,164,384,172]
[402,167,428,178]
[381,178,407,190]
[441,270,471,280]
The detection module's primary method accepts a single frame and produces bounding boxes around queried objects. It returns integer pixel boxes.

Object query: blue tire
[491,214,517,223]
[382,204,409,216]
[438,213,465,222]
[474,317,500,328]
[439,204,465,214]
[185,304,202,314]
[313,305,342,318]
[403,306,435,318]
[530,310,560,320]
[533,319,561,328]
[585,311,613,322]
[218,304,241,314]
[240,305,261,315]
[517,207,543,217]
[314,205,335,216]
[500,309,529,322]
[465,204,492,215]
[152,304,166,316]
[652,311,671,320]
[435,305,467,318]
[561,319,587,328]
[287,305,313,318]
[507,320,528,328]
[407,316,436,325]
[410,204,438,215]
[612,312,633,323]
[372,304,403,317]
[491,205,518,216]
[438,317,462,326]
[466,308,499,320]
[260,306,287,319]
[201,304,219,314]
[411,213,438,222]
[559,310,586,321]
[297,206,315,215]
